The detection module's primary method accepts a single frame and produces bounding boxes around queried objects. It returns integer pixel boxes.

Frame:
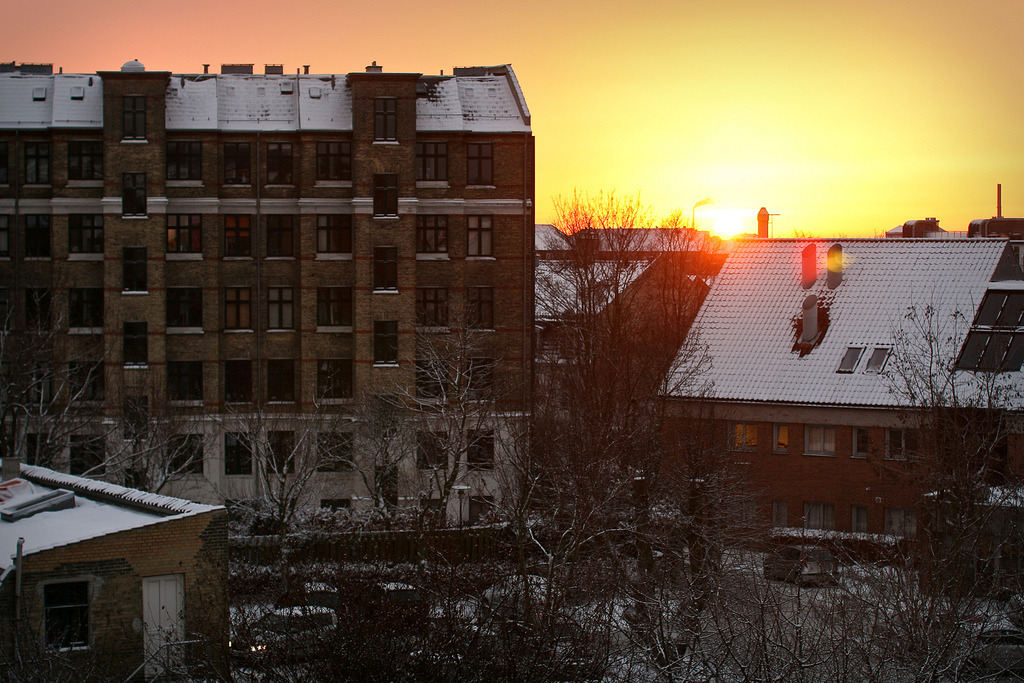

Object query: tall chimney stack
[997,183,1002,219]
[757,207,770,238]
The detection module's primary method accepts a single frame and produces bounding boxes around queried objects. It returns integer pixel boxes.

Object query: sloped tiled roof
[667,238,1023,407]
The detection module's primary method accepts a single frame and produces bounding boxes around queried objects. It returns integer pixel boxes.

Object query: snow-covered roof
[666,238,1024,407]
[535,258,652,322]
[535,224,568,251]
[0,74,103,129]
[1,66,530,133]
[0,465,221,579]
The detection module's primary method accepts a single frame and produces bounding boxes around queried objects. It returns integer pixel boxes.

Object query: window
[416,360,443,399]
[373,173,398,216]
[44,582,90,649]
[224,288,251,329]
[224,433,252,475]
[373,246,398,291]
[69,435,105,476]
[25,215,50,257]
[122,172,146,216]
[317,432,353,471]
[122,95,146,139]
[167,361,203,401]
[69,288,103,328]
[316,141,351,181]
[268,431,295,474]
[773,424,789,453]
[853,427,869,458]
[468,357,494,394]
[168,434,203,474]
[884,507,917,536]
[417,431,446,470]
[467,430,495,470]
[804,424,836,455]
[123,322,147,366]
[266,216,294,257]
[957,331,1024,372]
[317,215,352,253]
[68,361,104,401]
[266,142,293,184]
[224,142,250,184]
[166,287,202,327]
[318,359,353,399]
[467,142,493,185]
[224,215,251,257]
[67,141,103,180]
[864,347,890,373]
[267,359,295,402]
[468,287,494,329]
[317,287,352,327]
[852,505,868,533]
[374,97,397,141]
[416,142,447,181]
[25,288,50,328]
[24,141,49,183]
[224,360,252,402]
[374,321,399,365]
[122,247,147,292]
[837,346,863,373]
[167,214,202,253]
[0,215,8,256]
[772,500,788,527]
[731,423,758,450]
[467,215,493,256]
[0,287,8,326]
[166,141,201,180]
[886,428,917,461]
[267,287,294,329]
[416,287,448,327]
[803,502,835,531]
[0,141,7,183]
[416,215,448,254]
[974,290,1024,327]
[68,215,103,254]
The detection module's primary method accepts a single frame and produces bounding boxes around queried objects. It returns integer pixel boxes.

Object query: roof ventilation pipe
[757,207,770,238]
[801,243,816,289]
[827,243,843,289]
[801,295,818,342]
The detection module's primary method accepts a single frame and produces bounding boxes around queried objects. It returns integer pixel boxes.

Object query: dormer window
[837,347,863,373]
[864,347,890,373]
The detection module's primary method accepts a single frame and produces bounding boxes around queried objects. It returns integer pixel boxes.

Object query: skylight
[864,347,889,373]
[974,291,1024,327]
[837,346,863,373]
[957,290,1024,372]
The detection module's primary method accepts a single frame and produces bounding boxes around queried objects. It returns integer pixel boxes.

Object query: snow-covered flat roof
[0,74,103,129]
[667,238,1024,407]
[0,465,221,580]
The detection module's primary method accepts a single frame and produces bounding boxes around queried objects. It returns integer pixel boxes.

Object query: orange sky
[6,0,1023,238]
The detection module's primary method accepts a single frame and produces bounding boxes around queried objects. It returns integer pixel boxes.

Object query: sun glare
[698,208,754,239]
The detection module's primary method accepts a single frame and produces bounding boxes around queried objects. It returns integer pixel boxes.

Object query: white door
[142,574,185,679]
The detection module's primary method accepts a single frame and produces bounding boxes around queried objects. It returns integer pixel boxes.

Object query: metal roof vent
[1,489,75,522]
[827,243,843,289]
[120,59,145,72]
[801,243,816,289]
[801,295,818,342]
[365,61,383,73]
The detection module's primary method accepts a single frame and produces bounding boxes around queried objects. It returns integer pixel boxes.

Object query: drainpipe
[255,130,263,500]
[14,537,24,664]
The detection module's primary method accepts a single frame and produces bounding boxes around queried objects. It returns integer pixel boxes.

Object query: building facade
[0,60,534,515]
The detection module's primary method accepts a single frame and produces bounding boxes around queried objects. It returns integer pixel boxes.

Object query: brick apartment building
[0,60,534,516]
[664,238,1024,540]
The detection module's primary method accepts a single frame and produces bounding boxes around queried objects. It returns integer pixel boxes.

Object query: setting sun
[699,208,756,240]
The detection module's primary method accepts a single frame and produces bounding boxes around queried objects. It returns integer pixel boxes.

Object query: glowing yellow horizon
[7,0,1021,239]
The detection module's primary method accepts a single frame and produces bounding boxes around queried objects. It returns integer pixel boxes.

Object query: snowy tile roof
[536,258,652,321]
[0,465,221,579]
[0,74,103,129]
[667,238,1023,407]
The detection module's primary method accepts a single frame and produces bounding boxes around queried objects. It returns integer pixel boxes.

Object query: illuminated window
[773,424,789,453]
[167,215,201,253]
[224,287,251,329]
[730,422,757,450]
